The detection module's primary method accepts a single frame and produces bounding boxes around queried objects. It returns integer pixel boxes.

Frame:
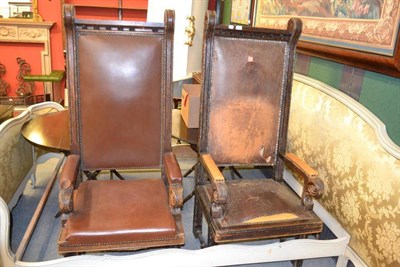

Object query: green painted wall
[222,0,232,24]
[359,71,400,145]
[307,59,400,145]
[307,58,343,89]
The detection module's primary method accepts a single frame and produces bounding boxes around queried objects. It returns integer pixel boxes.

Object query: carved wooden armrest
[58,154,80,215]
[164,152,183,211]
[281,152,324,210]
[200,154,228,218]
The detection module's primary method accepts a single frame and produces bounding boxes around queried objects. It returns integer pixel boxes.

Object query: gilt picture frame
[254,0,400,77]
[231,0,254,25]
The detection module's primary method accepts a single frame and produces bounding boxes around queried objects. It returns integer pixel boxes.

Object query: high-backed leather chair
[193,11,324,249]
[58,4,184,254]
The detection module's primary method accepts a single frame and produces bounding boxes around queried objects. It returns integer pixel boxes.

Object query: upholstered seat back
[200,19,301,170]
[66,12,174,171]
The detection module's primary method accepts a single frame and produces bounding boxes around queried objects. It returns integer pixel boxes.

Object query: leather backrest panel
[207,37,287,165]
[77,33,163,169]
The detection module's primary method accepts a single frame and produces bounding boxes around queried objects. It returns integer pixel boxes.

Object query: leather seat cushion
[63,179,178,246]
[199,179,322,228]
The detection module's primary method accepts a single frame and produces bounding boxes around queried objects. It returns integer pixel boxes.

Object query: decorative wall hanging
[0,0,42,21]
[254,0,400,77]
[231,0,254,25]
[185,16,196,46]
[16,57,34,96]
[0,62,10,96]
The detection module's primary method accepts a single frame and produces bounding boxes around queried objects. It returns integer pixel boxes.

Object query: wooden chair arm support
[200,154,228,218]
[282,152,318,180]
[59,154,80,214]
[164,152,183,210]
[281,152,324,210]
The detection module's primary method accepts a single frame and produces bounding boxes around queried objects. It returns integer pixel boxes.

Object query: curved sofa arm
[281,152,324,210]
[59,154,80,215]
[200,154,228,218]
[27,101,64,117]
[164,152,183,212]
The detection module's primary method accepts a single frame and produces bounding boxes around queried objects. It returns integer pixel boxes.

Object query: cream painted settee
[0,107,33,208]
[0,75,398,267]
[0,102,64,209]
[287,74,400,267]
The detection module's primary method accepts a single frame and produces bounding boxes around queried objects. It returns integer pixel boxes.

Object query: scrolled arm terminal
[282,152,324,210]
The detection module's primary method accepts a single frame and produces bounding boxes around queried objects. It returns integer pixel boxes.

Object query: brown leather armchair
[193,11,324,250]
[58,5,184,254]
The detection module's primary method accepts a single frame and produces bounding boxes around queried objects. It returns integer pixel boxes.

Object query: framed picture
[254,0,400,77]
[231,0,254,25]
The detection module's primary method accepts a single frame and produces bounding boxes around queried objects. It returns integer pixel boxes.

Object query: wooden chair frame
[57,4,184,254]
[192,11,324,250]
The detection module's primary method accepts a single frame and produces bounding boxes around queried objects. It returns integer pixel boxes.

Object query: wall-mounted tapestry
[231,0,253,25]
[254,0,400,77]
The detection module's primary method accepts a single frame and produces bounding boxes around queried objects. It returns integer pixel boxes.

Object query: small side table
[23,70,65,103]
